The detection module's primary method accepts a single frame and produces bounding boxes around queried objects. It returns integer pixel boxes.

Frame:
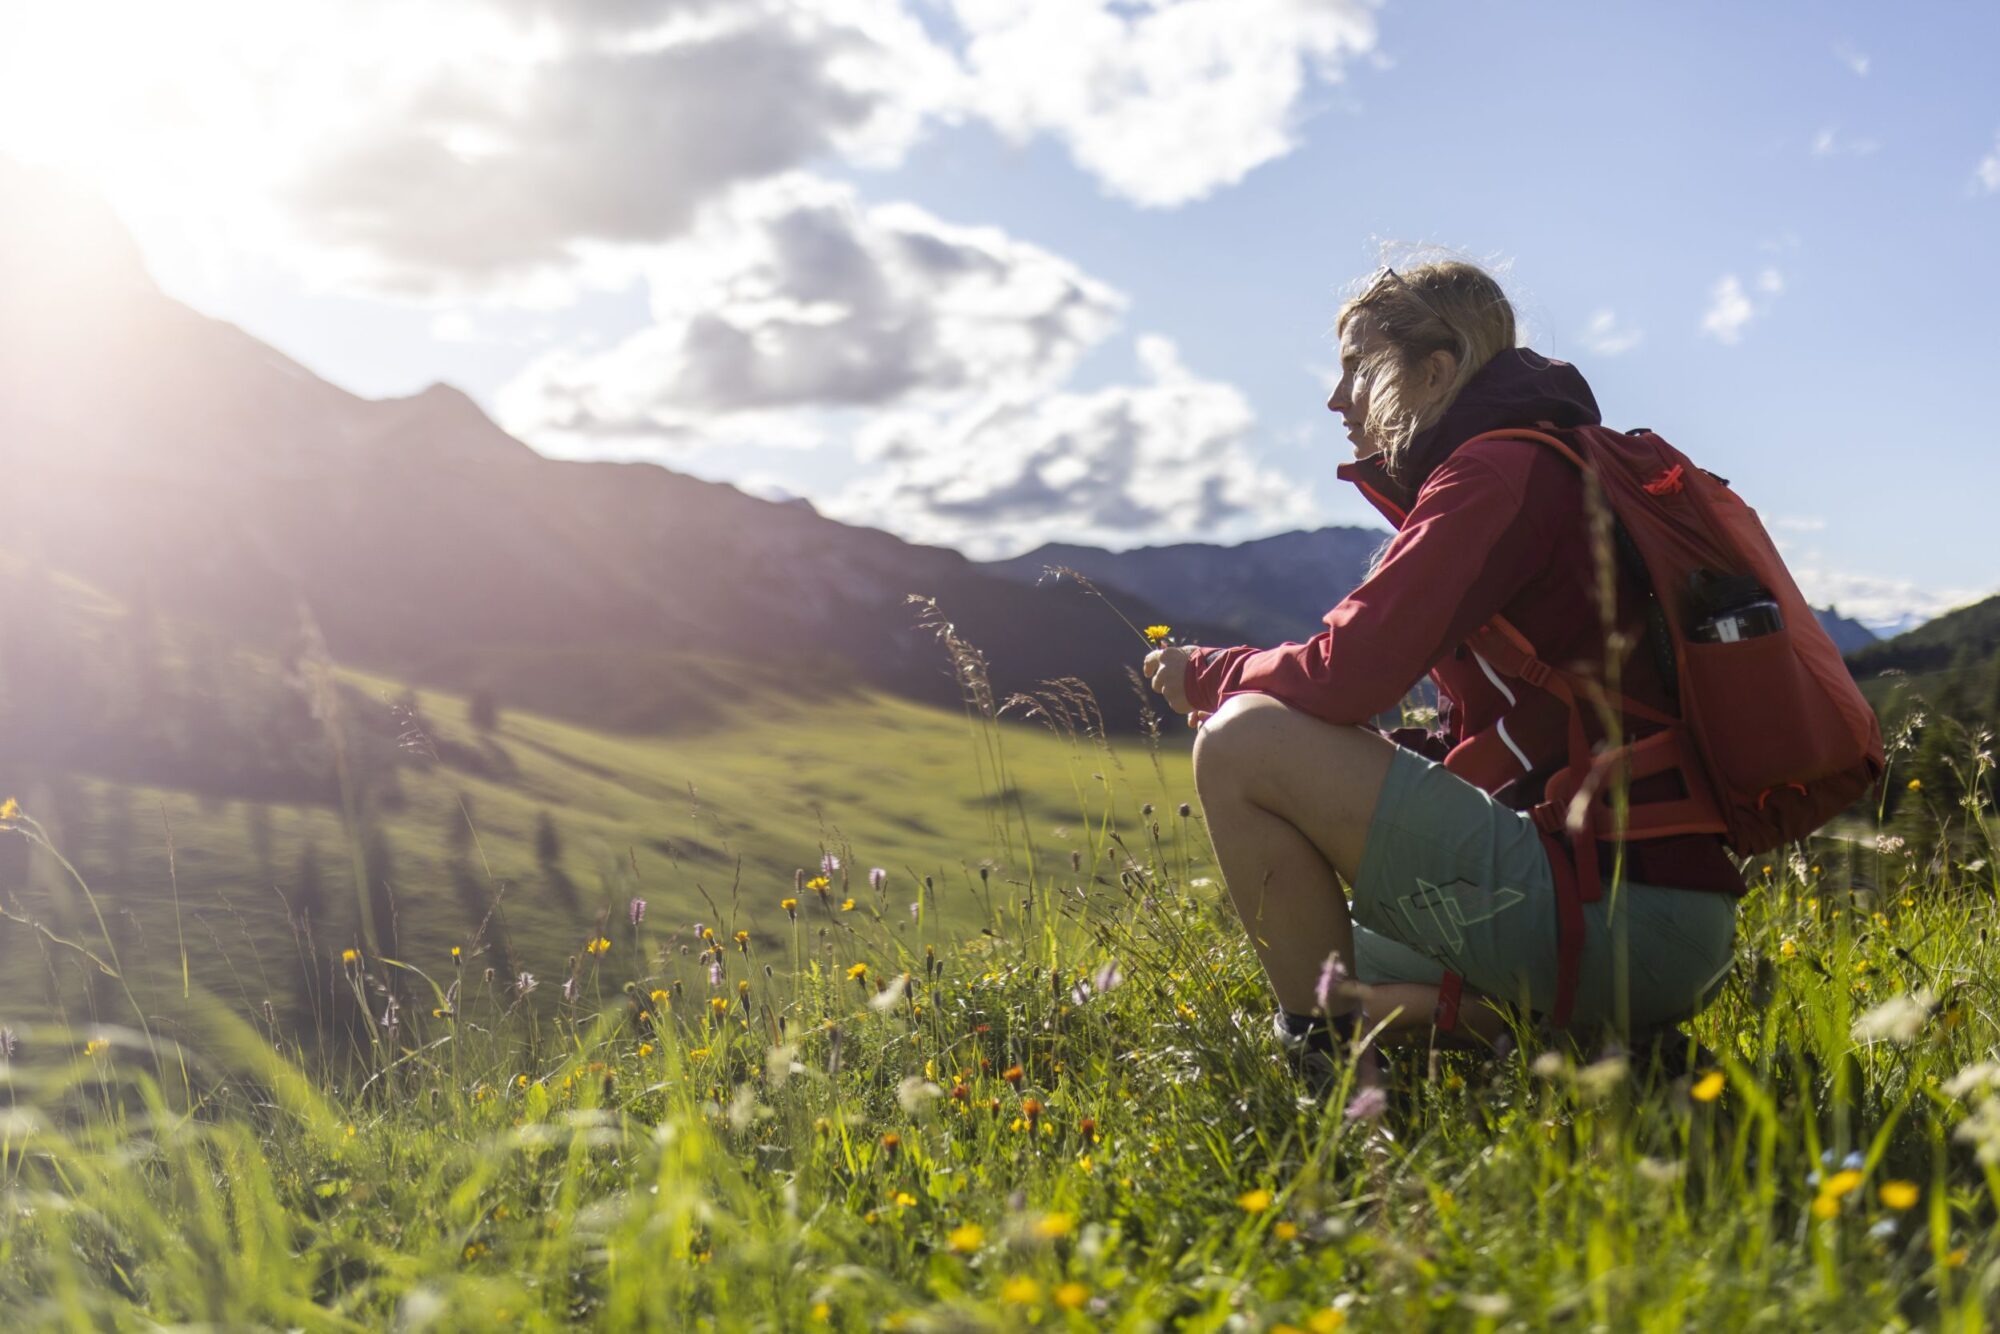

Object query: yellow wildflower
[451,945,462,961]
[341,948,359,965]
[0,797,17,821]
[841,898,856,911]
[1823,1169,1864,1199]
[1908,778,1922,792]
[84,1037,109,1057]
[848,963,868,981]
[806,875,831,894]
[1143,625,1171,644]
[689,1046,711,1059]
[1308,1312,1348,1334]
[1034,1212,1075,1239]
[781,897,799,917]
[1275,1220,1300,1241]
[1000,1276,1042,1305]
[1691,1071,1725,1103]
[585,936,611,957]
[1811,1194,1840,1221]
[1054,1282,1090,1311]
[811,1302,831,1322]
[947,1223,985,1253]
[893,1191,918,1208]
[516,1074,530,1088]
[638,1043,654,1057]
[650,988,670,1007]
[1238,1188,1273,1214]
[1778,938,1797,960]
[709,997,730,1015]
[1880,1180,1920,1211]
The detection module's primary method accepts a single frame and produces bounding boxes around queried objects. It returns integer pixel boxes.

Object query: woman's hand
[1144,646,1193,715]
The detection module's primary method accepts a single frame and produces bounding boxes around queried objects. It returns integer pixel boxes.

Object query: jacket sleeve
[1181,451,1558,725]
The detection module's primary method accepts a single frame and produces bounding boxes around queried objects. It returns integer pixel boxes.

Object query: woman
[1144,260,1741,1061]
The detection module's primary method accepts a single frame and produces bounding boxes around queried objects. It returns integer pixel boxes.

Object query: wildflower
[517,971,538,995]
[1880,1180,1920,1211]
[1778,937,1797,960]
[690,1046,712,1059]
[1238,1188,1273,1214]
[450,945,462,961]
[85,1036,110,1058]
[0,797,17,821]
[1022,1097,1043,1121]
[1314,951,1348,1014]
[811,1302,831,1322]
[782,897,798,919]
[1945,1062,2000,1098]
[880,1132,901,1158]
[1094,960,1125,994]
[1275,1220,1300,1241]
[1034,1212,1075,1239]
[732,930,750,954]
[1307,1311,1347,1333]
[893,1191,918,1208]
[561,978,578,1002]
[870,867,887,891]
[1907,778,1922,792]
[1003,1064,1024,1087]
[1144,625,1171,644]
[516,1074,530,1088]
[947,1223,985,1253]
[822,853,842,876]
[848,963,868,982]
[650,988,670,1008]
[1000,1277,1042,1306]
[341,948,360,965]
[629,898,647,925]
[1054,1282,1090,1311]
[1690,1071,1726,1103]
[585,936,611,957]
[1344,1087,1389,1121]
[709,997,730,1016]
[1078,1116,1097,1142]
[1822,1169,1864,1200]
[638,1043,654,1057]
[1851,989,1935,1044]
[806,875,831,895]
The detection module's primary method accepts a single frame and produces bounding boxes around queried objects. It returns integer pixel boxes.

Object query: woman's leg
[1191,694,1402,1022]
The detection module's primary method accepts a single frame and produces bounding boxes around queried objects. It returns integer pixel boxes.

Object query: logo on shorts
[1397,878,1527,951]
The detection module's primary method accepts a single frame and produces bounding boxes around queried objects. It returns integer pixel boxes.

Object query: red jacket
[1184,348,1744,896]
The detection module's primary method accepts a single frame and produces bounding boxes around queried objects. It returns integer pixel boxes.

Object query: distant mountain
[0,163,1217,738]
[1846,593,2000,678]
[986,529,1387,647]
[1816,608,1878,656]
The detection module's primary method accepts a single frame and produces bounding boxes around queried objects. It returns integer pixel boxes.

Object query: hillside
[0,163,1217,736]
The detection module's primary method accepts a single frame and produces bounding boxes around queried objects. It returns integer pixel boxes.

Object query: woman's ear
[1425,347,1459,399]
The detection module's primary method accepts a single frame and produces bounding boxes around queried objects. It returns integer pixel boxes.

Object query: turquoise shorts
[1352,747,1738,1030]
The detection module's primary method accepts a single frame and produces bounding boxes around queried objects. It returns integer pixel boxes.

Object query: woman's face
[1326,309,1455,461]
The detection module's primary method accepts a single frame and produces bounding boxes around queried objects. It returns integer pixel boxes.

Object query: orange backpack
[1453,425,1884,1027]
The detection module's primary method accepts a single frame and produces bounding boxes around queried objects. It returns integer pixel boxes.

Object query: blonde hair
[1335,259,1517,474]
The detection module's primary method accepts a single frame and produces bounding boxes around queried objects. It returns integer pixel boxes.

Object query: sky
[2,0,1996,631]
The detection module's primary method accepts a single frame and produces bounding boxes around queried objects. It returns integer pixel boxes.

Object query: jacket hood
[1339,347,1602,515]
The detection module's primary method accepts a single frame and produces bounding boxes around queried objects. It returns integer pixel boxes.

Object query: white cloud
[1700,275,1756,344]
[824,335,1314,557]
[1578,308,1643,357]
[1810,126,1881,158]
[1701,268,1785,345]
[1833,41,1870,77]
[1974,132,2000,196]
[1786,562,1988,636]
[286,0,959,296]
[496,175,1124,447]
[950,0,1377,208]
[1770,515,1827,534]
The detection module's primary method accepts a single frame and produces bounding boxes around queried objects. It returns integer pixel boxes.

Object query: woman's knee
[1192,694,1293,795]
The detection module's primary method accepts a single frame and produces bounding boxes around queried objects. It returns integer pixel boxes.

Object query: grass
[3,688,2000,1328]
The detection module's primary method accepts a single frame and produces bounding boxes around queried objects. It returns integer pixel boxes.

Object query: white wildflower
[1944,1062,2000,1100]
[868,972,911,1013]
[896,1076,943,1114]
[1851,989,1935,1045]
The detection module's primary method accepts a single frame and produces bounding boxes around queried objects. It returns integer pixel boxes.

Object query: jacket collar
[1335,347,1601,527]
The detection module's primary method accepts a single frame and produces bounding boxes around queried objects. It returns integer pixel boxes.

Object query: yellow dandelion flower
[1690,1071,1726,1103]
[781,897,799,916]
[341,948,359,965]
[1144,625,1171,644]
[1948,1247,1968,1268]
[893,1191,918,1208]
[840,898,856,912]
[1308,1312,1348,1334]
[1054,1282,1090,1311]
[1000,1276,1042,1306]
[947,1223,985,1253]
[811,1302,831,1322]
[689,1046,711,1059]
[1238,1188,1273,1214]
[1823,1169,1864,1199]
[1034,1212,1075,1239]
[1908,778,1922,792]
[451,945,462,961]
[650,988,670,1007]
[0,797,17,821]
[1811,1193,1840,1221]
[585,936,611,957]
[806,875,831,894]
[516,1074,530,1088]
[1275,1220,1300,1241]
[735,929,750,946]
[1880,1180,1920,1211]
[847,962,868,981]
[1778,938,1797,960]
[84,1037,109,1057]
[638,1043,654,1057]
[709,997,730,1015]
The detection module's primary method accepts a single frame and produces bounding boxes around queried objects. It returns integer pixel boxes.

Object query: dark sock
[1282,1009,1359,1055]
